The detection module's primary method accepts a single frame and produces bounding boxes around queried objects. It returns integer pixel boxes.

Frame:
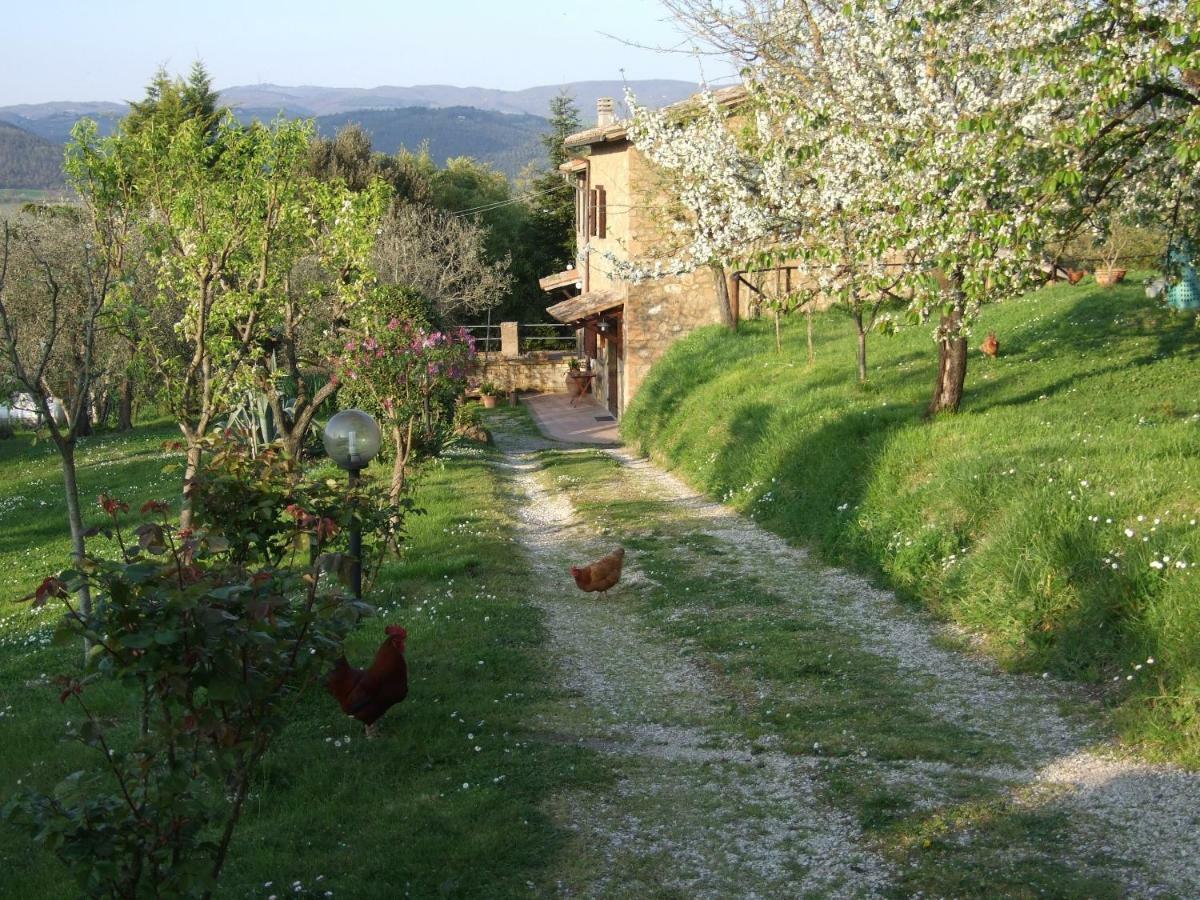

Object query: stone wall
[622,268,724,412]
[470,351,574,394]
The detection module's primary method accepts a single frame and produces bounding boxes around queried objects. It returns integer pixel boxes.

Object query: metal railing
[461,322,579,355]
[520,322,577,353]
[462,323,501,354]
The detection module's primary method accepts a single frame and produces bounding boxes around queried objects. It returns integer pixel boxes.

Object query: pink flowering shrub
[335,317,476,502]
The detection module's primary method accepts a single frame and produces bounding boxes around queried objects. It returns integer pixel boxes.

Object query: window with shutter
[596,185,606,238]
[576,181,587,237]
[588,188,598,237]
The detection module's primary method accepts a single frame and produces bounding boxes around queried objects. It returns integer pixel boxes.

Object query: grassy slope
[0,428,604,898]
[622,276,1200,764]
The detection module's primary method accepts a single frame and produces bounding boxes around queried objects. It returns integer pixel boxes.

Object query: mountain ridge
[1,78,701,122]
[0,79,706,188]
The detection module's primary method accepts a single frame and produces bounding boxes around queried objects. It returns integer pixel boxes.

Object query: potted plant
[1094,224,1129,287]
[479,381,500,409]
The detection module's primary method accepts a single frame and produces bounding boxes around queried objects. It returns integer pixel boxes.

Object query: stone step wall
[469,351,576,394]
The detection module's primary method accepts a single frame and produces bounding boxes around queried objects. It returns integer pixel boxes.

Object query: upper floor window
[588,185,607,239]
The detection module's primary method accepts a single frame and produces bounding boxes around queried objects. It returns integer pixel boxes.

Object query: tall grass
[623,276,1200,764]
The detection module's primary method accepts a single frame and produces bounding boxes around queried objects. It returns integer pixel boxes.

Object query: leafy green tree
[523,92,581,276]
[306,123,377,192]
[115,64,223,430]
[1037,2,1199,258]
[258,175,393,461]
[0,202,130,639]
[309,130,436,206]
[123,61,220,138]
[70,112,316,528]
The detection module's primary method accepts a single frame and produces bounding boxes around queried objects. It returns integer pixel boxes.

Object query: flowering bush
[1,442,383,899]
[335,318,475,503]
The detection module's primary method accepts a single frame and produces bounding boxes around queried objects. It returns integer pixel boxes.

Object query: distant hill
[218,80,700,118]
[0,79,708,188]
[0,121,65,189]
[0,105,124,145]
[312,107,548,178]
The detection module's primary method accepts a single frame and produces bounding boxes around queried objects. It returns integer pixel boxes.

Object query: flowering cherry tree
[638,0,1105,409]
[621,89,777,328]
[1036,0,1199,264]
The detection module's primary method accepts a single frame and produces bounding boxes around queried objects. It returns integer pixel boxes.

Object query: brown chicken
[570,547,625,598]
[980,332,999,358]
[1042,261,1086,285]
[326,625,409,737]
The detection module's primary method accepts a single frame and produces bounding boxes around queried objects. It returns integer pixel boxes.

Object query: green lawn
[622,275,1200,765]
[0,427,605,898]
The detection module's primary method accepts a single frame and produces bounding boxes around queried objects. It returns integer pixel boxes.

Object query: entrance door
[605,317,622,416]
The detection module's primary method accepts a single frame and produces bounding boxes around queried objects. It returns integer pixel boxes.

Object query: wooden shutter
[596,185,606,238]
[584,322,598,357]
[588,189,598,236]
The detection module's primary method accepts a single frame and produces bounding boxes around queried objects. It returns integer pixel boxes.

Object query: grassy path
[486,408,1200,898]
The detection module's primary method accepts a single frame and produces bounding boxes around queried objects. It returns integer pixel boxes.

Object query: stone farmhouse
[540,87,749,419]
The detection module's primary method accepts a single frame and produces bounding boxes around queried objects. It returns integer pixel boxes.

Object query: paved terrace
[522,392,620,445]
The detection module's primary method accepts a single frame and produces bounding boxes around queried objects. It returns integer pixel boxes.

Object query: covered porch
[546,289,626,419]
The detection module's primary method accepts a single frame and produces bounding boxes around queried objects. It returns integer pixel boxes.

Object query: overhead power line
[452,181,573,217]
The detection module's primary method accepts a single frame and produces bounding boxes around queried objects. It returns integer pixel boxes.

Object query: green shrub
[1,439,388,898]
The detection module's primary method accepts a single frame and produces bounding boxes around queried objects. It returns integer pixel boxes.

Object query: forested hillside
[0,122,64,189]
[0,107,124,145]
[0,104,551,187]
[314,106,547,178]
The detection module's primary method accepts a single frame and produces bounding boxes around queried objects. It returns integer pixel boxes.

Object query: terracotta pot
[481,394,498,409]
[1094,267,1127,287]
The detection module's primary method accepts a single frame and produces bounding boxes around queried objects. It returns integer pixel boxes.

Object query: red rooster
[326,625,409,737]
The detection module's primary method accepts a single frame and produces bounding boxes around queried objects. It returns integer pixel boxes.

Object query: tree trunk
[390,426,406,509]
[927,313,968,416]
[179,441,203,531]
[855,315,868,383]
[118,376,134,432]
[59,441,93,660]
[74,400,93,437]
[91,390,110,430]
[710,264,734,330]
[806,305,815,366]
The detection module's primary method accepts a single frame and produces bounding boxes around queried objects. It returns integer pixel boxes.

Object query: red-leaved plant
[1,438,394,899]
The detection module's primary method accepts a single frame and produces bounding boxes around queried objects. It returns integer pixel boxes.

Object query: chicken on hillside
[1042,261,1086,285]
[980,332,999,358]
[326,624,409,737]
[570,547,625,599]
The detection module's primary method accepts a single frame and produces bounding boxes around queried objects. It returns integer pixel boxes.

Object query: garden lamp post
[323,409,381,599]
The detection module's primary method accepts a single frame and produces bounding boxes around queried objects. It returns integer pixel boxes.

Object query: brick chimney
[596,97,615,127]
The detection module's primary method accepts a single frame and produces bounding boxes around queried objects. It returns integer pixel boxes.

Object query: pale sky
[0,0,730,106]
